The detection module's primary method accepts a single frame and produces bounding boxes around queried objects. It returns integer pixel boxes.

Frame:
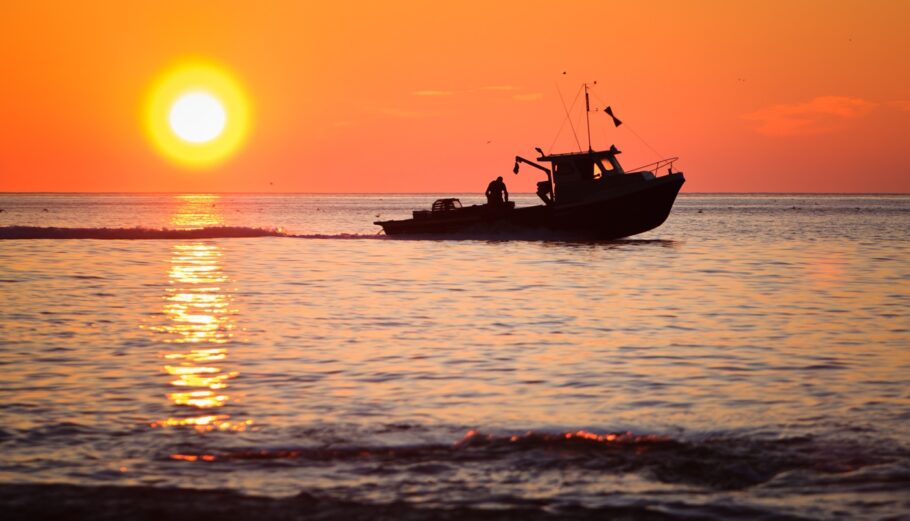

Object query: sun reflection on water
[169,194,224,229]
[149,195,251,433]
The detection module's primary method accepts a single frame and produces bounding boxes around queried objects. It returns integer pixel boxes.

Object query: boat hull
[376,173,685,239]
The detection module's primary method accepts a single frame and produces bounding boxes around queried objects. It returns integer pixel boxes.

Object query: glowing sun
[145,61,251,168]
[169,92,226,143]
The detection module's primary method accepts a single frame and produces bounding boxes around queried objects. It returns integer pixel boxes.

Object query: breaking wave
[0,226,389,240]
[0,226,288,240]
[4,424,908,519]
[161,429,903,492]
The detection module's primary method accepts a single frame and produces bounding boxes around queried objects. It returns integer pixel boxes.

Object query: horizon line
[1,191,909,196]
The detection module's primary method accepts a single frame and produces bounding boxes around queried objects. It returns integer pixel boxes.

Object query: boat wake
[286,233,386,239]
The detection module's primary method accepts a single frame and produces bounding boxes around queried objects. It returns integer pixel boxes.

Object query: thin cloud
[379,107,431,118]
[745,96,878,136]
[889,100,910,112]
[412,90,454,97]
[513,93,543,101]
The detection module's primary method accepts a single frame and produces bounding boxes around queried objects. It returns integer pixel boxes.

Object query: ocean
[0,193,908,519]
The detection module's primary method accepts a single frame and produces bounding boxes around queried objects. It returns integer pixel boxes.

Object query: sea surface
[0,193,908,519]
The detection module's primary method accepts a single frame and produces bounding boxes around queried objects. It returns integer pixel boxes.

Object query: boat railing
[625,157,679,176]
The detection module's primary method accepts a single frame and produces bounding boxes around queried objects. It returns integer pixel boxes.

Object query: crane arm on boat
[513,155,554,206]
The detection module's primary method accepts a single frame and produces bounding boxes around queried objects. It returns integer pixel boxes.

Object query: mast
[584,83,592,152]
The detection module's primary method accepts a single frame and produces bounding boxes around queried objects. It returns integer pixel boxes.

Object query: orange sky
[1,0,908,193]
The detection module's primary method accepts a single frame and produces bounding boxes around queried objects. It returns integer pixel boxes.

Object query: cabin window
[595,160,614,177]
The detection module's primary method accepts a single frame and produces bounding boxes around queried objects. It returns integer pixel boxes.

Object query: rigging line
[548,99,571,153]
[552,83,583,153]
[626,125,664,160]
[569,85,584,152]
[551,82,577,152]
[590,91,664,159]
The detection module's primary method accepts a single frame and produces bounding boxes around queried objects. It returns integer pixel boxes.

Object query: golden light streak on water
[169,371,237,389]
[148,195,251,432]
[169,194,224,229]
[163,348,227,362]
[168,390,229,408]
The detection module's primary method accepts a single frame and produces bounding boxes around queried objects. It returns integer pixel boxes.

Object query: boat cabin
[537,145,655,205]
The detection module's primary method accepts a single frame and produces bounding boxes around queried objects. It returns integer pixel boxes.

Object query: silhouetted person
[485,176,508,206]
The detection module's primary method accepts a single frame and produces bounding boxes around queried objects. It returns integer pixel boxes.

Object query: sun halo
[145,61,251,169]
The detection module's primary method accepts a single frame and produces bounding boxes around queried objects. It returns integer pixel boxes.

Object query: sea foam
[0,226,287,240]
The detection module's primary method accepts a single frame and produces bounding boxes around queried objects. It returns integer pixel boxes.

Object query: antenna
[584,83,592,152]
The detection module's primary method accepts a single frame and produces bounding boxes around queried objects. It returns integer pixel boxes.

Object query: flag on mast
[604,106,623,127]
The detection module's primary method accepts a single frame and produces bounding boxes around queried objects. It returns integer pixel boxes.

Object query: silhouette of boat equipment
[374,86,685,239]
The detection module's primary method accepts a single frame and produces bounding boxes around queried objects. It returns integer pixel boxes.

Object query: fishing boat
[374,84,685,239]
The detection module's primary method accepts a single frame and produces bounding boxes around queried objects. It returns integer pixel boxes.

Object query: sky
[0,0,908,193]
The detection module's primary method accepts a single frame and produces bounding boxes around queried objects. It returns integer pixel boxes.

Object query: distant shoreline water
[1,191,909,195]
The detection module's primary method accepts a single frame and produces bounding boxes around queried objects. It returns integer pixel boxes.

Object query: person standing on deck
[485,176,508,206]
